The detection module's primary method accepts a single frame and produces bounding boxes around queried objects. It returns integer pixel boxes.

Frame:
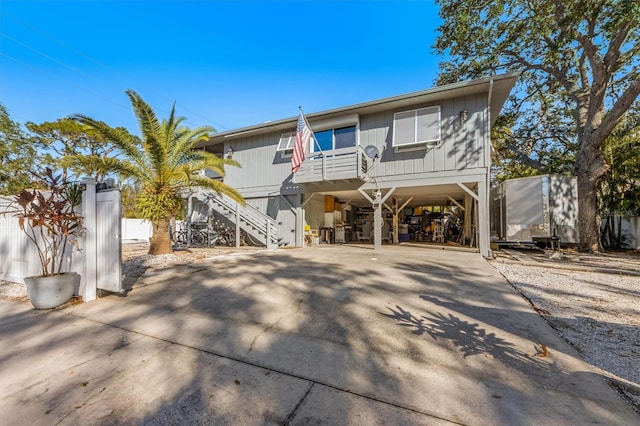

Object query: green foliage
[136,185,182,222]
[490,87,577,181]
[0,103,36,194]
[599,103,640,248]
[120,181,143,218]
[435,0,640,165]
[26,118,123,181]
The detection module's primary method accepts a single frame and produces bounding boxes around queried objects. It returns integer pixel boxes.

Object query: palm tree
[69,90,243,255]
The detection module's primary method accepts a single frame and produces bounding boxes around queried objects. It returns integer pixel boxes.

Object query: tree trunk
[149,219,173,255]
[576,174,601,251]
[575,138,609,252]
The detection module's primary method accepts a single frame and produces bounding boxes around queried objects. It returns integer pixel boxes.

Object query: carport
[303,177,483,252]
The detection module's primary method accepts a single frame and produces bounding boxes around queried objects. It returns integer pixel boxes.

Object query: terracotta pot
[24,272,80,309]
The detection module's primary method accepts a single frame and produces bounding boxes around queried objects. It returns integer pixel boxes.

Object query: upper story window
[312,125,357,152]
[392,105,441,149]
[276,132,296,152]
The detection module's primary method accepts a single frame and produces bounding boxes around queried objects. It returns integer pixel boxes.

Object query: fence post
[80,178,97,302]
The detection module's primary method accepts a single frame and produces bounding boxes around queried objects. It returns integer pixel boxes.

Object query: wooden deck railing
[293,146,368,184]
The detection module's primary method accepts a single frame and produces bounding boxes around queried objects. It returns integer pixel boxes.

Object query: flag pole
[299,106,323,155]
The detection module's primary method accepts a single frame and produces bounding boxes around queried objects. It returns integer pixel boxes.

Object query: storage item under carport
[399,223,410,242]
[491,175,579,245]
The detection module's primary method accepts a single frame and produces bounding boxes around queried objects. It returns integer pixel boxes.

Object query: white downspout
[481,78,494,257]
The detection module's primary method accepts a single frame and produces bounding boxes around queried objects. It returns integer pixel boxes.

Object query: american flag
[292,111,311,174]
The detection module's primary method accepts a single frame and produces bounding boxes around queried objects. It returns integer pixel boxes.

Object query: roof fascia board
[200,72,520,147]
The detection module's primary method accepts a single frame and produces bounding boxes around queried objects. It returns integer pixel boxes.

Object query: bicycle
[173,224,208,247]
[210,223,247,247]
[210,224,234,246]
[190,228,208,246]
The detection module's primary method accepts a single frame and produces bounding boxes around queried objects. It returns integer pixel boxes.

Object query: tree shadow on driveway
[2,245,638,424]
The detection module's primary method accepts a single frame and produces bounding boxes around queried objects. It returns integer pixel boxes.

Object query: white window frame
[392,105,441,149]
[276,132,296,152]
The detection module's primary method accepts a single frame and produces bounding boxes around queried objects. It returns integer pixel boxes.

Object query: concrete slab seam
[70,314,464,425]
[282,382,314,425]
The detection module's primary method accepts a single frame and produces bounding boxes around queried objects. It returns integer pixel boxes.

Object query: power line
[0,10,122,75]
[0,53,132,112]
[1,33,103,83]
[0,9,230,131]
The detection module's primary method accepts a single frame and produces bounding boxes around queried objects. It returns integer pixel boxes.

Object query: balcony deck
[293,146,368,185]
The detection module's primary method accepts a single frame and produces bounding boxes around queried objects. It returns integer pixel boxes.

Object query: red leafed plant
[10,168,84,277]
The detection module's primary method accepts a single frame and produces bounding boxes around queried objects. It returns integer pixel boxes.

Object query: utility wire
[2,33,108,84]
[0,10,122,75]
[0,53,132,112]
[0,9,229,130]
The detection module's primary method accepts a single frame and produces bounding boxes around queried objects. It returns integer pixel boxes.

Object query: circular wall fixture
[364,145,380,159]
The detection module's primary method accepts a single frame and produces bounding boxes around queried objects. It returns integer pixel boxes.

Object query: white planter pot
[24,272,80,309]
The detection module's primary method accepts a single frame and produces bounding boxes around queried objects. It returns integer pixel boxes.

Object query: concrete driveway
[1,245,637,425]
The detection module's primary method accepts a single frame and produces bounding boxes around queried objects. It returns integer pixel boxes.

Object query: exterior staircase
[195,190,280,249]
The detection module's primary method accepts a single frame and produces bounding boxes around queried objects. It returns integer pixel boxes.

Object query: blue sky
[0,1,444,133]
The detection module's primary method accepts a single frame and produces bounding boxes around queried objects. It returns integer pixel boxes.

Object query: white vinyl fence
[628,216,640,249]
[604,215,640,249]
[122,218,153,242]
[0,179,122,302]
[0,208,48,283]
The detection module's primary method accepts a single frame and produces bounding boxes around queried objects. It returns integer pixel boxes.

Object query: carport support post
[478,179,490,257]
[359,188,394,250]
[457,182,488,256]
[374,188,396,250]
[373,190,382,250]
[295,194,305,248]
[464,193,472,245]
[80,177,97,302]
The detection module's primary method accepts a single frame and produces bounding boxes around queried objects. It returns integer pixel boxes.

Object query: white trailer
[491,175,579,245]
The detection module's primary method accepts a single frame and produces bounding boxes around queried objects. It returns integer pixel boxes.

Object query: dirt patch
[490,248,640,414]
[0,243,262,301]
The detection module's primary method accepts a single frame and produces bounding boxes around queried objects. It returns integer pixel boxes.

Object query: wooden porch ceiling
[311,183,477,208]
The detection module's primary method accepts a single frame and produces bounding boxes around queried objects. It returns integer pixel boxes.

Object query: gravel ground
[2,244,638,414]
[490,249,640,414]
[0,243,260,301]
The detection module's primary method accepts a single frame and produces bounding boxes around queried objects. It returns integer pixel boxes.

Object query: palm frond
[71,115,145,165]
[60,154,146,182]
[168,126,215,173]
[125,90,166,172]
[189,151,240,178]
[165,101,177,143]
[190,175,245,205]
[174,126,214,152]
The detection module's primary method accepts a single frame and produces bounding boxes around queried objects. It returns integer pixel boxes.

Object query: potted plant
[8,168,84,309]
